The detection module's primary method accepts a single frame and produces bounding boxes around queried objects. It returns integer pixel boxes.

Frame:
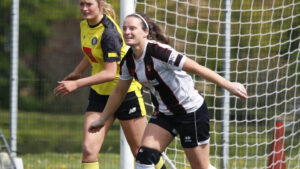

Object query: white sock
[136,163,155,169]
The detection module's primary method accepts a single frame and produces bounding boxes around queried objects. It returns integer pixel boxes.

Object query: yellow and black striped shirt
[80,15,141,95]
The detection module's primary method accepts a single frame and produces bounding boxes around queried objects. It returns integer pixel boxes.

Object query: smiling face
[122,16,149,47]
[79,0,103,25]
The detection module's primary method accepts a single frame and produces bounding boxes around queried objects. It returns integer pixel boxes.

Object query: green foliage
[0,1,79,110]
[18,1,78,54]
[0,0,11,108]
[0,56,10,107]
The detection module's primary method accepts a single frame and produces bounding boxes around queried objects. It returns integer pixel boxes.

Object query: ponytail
[148,21,169,44]
[103,2,116,20]
[97,0,116,20]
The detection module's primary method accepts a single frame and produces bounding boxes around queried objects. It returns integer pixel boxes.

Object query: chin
[125,41,134,46]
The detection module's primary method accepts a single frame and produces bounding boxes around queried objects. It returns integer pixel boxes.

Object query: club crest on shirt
[91,37,97,45]
[146,65,151,71]
[146,65,153,75]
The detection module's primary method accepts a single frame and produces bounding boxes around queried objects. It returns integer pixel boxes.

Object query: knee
[136,146,161,165]
[82,142,98,159]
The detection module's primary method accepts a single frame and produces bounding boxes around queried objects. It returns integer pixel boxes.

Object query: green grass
[0,109,121,169]
[0,110,121,154]
[1,109,299,169]
[21,152,120,169]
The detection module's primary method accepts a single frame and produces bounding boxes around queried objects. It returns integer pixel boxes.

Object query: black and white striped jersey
[120,40,204,115]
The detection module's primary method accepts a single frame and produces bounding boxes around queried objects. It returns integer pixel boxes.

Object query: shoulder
[147,41,174,53]
[102,28,119,38]
[121,48,133,64]
[146,41,175,62]
[121,49,136,70]
[101,15,119,30]
[101,16,122,40]
[120,49,133,76]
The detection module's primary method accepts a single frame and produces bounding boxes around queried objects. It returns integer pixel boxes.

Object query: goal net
[135,0,300,168]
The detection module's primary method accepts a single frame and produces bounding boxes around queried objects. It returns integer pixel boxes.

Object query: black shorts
[86,89,146,120]
[149,101,210,148]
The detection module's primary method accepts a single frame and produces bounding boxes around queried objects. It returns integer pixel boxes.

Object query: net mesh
[135,0,300,168]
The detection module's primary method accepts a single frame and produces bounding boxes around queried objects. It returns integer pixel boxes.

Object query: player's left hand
[228,82,248,100]
[88,117,106,133]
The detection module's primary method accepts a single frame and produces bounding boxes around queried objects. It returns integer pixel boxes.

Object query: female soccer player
[88,13,248,169]
[54,2,166,169]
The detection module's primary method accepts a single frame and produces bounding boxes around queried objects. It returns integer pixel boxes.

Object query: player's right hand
[54,80,78,97]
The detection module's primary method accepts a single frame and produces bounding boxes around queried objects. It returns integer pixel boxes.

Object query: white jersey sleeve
[166,50,187,70]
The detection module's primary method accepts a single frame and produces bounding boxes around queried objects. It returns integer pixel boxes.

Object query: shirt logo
[91,37,97,45]
[83,47,98,63]
[128,107,137,114]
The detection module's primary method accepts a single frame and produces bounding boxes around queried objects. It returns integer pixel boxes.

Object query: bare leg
[184,143,210,169]
[141,123,174,153]
[81,111,115,162]
[120,116,147,157]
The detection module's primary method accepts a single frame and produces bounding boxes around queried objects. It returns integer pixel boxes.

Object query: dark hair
[127,13,169,44]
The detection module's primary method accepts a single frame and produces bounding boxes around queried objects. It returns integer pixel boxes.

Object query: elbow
[107,72,117,81]
[108,76,115,81]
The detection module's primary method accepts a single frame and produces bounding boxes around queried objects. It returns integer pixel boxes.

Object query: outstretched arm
[183,58,248,100]
[88,78,132,133]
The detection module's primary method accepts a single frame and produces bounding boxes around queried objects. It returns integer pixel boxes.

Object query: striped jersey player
[88,12,248,169]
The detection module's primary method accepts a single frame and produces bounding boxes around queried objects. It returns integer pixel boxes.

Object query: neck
[88,14,104,26]
[132,40,147,60]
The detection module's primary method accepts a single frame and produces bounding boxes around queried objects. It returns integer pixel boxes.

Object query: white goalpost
[120,1,177,168]
[121,0,300,169]
[119,1,136,168]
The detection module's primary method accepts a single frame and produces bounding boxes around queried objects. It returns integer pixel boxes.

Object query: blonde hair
[97,0,116,20]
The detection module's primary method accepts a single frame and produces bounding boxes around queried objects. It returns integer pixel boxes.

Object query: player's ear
[144,29,149,38]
